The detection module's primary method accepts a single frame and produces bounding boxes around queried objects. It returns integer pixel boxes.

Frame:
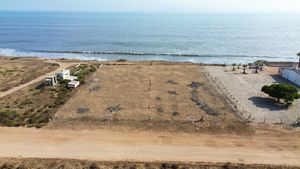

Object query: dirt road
[0,127,299,166]
[0,60,74,98]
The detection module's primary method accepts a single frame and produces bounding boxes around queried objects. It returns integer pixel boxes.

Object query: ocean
[0,12,300,64]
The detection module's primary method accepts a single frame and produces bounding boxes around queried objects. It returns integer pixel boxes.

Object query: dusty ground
[204,66,300,125]
[0,59,300,167]
[0,158,299,169]
[0,56,59,92]
[0,127,299,167]
[49,62,250,134]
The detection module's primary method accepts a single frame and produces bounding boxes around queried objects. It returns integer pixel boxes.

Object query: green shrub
[262,84,300,106]
[57,78,70,87]
[89,65,97,72]
[50,63,59,67]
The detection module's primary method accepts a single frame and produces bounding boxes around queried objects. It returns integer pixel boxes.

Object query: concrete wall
[281,69,300,86]
[266,62,296,68]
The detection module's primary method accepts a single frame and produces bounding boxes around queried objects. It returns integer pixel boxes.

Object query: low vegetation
[262,84,300,106]
[0,158,298,169]
[0,110,22,127]
[0,58,59,92]
[72,64,97,84]
[0,64,97,128]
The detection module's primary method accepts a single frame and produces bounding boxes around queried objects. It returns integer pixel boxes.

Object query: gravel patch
[107,104,122,113]
[189,83,218,116]
[157,107,164,113]
[166,80,178,85]
[89,85,101,92]
[188,82,204,89]
[76,107,90,114]
[204,66,300,124]
[168,91,178,95]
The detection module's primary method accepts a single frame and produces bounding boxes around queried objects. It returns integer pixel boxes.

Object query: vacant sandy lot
[204,66,300,125]
[0,56,58,92]
[50,62,250,134]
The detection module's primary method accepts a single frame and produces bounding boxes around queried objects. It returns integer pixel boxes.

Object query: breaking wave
[0,48,297,64]
[0,48,17,56]
[30,50,281,59]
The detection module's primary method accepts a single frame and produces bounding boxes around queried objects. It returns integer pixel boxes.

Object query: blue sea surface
[0,12,300,64]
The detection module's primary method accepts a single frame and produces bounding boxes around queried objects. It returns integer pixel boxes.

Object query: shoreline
[1,55,297,66]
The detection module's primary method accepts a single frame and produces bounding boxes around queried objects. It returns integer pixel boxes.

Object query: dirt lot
[0,56,59,92]
[204,66,300,125]
[0,158,299,169]
[0,127,299,167]
[49,62,251,134]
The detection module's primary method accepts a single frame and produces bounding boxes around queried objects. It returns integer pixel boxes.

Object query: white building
[68,81,80,88]
[56,69,71,80]
[279,63,300,86]
[45,75,58,87]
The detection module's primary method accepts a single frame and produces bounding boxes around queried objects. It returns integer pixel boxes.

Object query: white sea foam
[0,48,18,56]
[0,48,297,64]
[0,48,108,61]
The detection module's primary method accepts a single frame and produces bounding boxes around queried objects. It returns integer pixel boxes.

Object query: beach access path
[0,60,74,98]
[0,127,299,166]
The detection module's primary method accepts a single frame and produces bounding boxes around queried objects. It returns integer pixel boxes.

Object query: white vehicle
[67,81,80,88]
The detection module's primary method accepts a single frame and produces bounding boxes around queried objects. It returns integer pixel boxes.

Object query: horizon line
[0,10,300,15]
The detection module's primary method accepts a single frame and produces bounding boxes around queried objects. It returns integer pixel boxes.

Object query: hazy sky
[1,0,300,13]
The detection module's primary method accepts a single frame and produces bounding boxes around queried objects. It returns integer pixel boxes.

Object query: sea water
[0,12,300,64]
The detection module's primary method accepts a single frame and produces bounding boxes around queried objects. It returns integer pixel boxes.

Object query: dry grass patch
[50,62,252,134]
[0,57,59,92]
